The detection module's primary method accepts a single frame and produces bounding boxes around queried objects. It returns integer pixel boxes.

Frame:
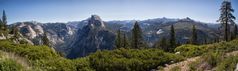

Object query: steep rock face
[17,22,38,39]
[67,15,115,58]
[14,22,76,53]
[42,23,76,52]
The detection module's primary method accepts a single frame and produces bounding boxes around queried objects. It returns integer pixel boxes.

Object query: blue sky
[0,0,237,24]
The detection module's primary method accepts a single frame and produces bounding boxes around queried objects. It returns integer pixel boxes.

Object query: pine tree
[169,25,176,52]
[42,32,51,47]
[0,18,3,36]
[2,10,7,32]
[218,0,236,41]
[159,37,168,51]
[115,29,122,48]
[232,24,238,39]
[122,33,129,48]
[204,36,208,44]
[190,25,198,45]
[0,19,3,32]
[176,41,181,47]
[131,21,144,49]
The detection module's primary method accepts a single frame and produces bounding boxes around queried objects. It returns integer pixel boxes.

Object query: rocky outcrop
[67,15,115,58]
[13,22,76,53]
[0,33,6,39]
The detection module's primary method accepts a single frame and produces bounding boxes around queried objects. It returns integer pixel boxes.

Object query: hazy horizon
[0,0,237,24]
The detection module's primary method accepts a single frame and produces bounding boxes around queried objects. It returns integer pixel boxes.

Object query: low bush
[0,39,183,71]
[88,48,184,71]
[175,44,203,57]
[171,66,181,71]
[202,51,224,67]
[0,59,23,71]
[4,39,238,71]
[73,58,95,71]
[0,40,58,60]
[175,39,238,57]
[188,51,238,71]
[216,55,238,71]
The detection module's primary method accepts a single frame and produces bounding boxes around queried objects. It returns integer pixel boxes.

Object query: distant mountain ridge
[11,15,221,58]
[12,22,77,53]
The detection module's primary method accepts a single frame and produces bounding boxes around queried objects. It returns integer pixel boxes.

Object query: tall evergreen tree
[0,19,3,32]
[232,24,238,39]
[115,29,122,48]
[218,0,236,41]
[131,21,144,49]
[122,33,129,48]
[190,25,198,45]
[42,32,51,47]
[159,37,168,51]
[169,25,176,52]
[2,10,7,31]
[203,36,208,44]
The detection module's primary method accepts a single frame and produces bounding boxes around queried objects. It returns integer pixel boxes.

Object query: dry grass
[0,50,32,70]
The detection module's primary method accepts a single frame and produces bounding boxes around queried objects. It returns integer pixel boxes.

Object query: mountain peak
[185,17,192,20]
[90,15,102,21]
[67,15,115,58]
[180,17,194,22]
[88,15,105,28]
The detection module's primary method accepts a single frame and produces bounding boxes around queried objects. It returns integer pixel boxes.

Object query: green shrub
[1,39,237,71]
[19,39,29,44]
[171,66,181,71]
[0,59,23,71]
[88,48,184,71]
[175,39,238,57]
[188,52,237,71]
[74,58,95,71]
[0,40,59,60]
[189,61,199,71]
[216,55,238,71]
[175,44,203,57]
[0,40,64,71]
[202,51,224,67]
[32,58,77,71]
